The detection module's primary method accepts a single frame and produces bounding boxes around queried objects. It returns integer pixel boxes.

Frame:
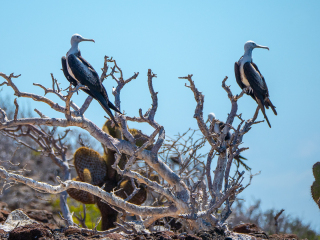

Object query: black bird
[62,34,121,125]
[207,113,251,170]
[207,113,231,141]
[234,41,277,128]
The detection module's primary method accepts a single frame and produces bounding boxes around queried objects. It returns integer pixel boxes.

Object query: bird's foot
[245,87,253,94]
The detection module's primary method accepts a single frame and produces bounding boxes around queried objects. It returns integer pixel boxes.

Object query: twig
[13,99,19,121]
[206,148,215,199]
[74,204,88,228]
[179,74,216,147]
[79,96,93,115]
[274,209,284,234]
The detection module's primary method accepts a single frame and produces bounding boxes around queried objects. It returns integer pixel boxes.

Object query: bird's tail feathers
[256,97,271,128]
[236,155,247,160]
[234,155,251,171]
[265,98,277,116]
[93,92,119,127]
[108,101,122,114]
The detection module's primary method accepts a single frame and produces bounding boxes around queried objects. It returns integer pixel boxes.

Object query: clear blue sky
[1,1,320,232]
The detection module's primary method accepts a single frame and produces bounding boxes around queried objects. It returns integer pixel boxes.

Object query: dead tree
[0,56,262,234]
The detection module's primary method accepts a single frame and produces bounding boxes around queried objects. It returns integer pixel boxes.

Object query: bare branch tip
[11,73,21,79]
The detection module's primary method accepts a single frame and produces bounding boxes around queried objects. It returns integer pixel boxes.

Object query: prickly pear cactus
[67,177,95,204]
[117,178,147,205]
[66,120,152,230]
[67,147,107,205]
[74,147,107,185]
[126,128,153,149]
[311,162,320,209]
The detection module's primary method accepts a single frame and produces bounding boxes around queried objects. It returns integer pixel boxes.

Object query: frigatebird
[234,41,277,128]
[207,112,231,141]
[61,34,121,125]
[207,113,251,170]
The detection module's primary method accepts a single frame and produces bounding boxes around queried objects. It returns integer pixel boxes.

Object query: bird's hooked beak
[255,44,269,50]
[81,38,95,43]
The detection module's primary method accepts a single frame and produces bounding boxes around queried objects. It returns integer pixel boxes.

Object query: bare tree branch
[0,55,261,233]
[0,167,178,217]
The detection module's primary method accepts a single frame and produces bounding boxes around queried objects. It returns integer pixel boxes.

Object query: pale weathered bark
[0,57,263,232]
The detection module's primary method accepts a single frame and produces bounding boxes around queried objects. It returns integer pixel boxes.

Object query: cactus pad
[74,147,107,185]
[311,181,320,203]
[127,128,153,150]
[67,120,156,230]
[116,179,147,205]
[82,168,92,183]
[67,177,95,204]
[313,162,320,180]
[311,162,320,210]
[102,120,122,140]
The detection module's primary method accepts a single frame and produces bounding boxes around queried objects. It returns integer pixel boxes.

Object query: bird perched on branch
[207,113,251,170]
[61,34,121,125]
[207,113,231,141]
[234,41,277,128]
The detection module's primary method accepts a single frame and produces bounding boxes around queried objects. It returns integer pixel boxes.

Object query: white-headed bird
[234,41,277,128]
[61,34,121,125]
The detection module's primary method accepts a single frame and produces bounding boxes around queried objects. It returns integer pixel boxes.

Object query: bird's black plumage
[62,52,121,126]
[61,56,94,98]
[249,62,277,115]
[235,61,277,128]
[235,61,255,101]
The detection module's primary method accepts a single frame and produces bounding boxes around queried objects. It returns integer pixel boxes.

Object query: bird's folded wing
[234,62,246,89]
[78,55,101,84]
[251,62,270,92]
[243,62,268,97]
[101,86,110,101]
[67,54,100,87]
[61,56,78,86]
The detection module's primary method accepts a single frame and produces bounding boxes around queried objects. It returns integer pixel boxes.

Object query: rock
[0,229,8,239]
[104,233,124,240]
[8,223,52,240]
[0,210,38,232]
[152,231,175,240]
[233,223,262,234]
[0,202,9,210]
[129,220,150,234]
[233,223,268,239]
[0,209,10,223]
[64,227,94,237]
[269,233,299,240]
[227,232,260,240]
[196,227,226,240]
[25,209,58,229]
[25,209,53,223]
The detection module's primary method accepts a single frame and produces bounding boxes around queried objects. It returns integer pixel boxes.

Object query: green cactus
[311,162,320,209]
[74,147,108,185]
[67,120,154,230]
[67,176,95,204]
